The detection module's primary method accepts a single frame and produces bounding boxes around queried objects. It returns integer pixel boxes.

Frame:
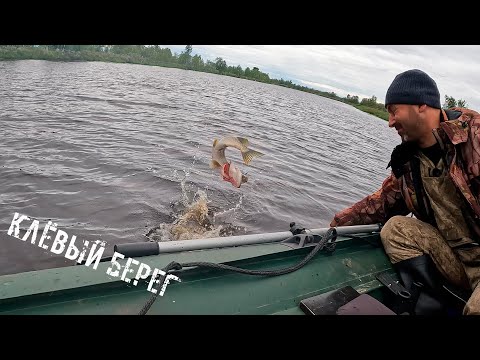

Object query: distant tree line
[442,95,467,109]
[0,45,469,121]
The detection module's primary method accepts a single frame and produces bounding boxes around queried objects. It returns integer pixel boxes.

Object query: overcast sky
[161,45,480,110]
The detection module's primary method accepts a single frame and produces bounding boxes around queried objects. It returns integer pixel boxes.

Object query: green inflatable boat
[0,223,469,315]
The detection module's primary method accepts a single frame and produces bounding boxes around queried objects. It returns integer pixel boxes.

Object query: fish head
[221,162,245,188]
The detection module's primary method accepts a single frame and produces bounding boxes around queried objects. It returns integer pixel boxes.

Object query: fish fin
[210,159,221,169]
[236,137,249,148]
[242,149,264,165]
[213,139,218,147]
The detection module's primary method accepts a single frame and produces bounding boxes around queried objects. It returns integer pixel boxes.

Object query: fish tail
[241,149,264,165]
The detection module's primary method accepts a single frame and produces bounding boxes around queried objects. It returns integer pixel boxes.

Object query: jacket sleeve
[332,173,410,226]
[453,107,480,211]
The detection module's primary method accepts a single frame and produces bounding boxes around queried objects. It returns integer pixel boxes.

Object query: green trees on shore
[443,95,468,109]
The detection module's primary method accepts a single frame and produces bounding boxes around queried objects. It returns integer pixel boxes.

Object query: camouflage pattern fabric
[381,216,480,315]
[333,108,480,234]
[332,107,480,314]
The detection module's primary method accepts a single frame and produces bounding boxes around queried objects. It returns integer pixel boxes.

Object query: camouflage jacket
[333,107,480,236]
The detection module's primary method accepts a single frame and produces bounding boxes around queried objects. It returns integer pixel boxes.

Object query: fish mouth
[222,172,240,188]
[228,177,241,188]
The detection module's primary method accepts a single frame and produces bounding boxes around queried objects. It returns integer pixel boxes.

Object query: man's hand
[329,218,338,228]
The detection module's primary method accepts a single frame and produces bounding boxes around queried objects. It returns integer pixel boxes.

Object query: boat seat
[299,285,396,315]
[336,294,396,315]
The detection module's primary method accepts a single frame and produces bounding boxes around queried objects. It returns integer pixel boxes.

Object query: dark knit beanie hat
[385,69,441,109]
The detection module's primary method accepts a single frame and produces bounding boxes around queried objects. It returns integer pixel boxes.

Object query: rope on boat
[138,227,337,315]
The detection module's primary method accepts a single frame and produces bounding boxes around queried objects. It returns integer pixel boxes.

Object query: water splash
[212,193,244,223]
[146,185,244,242]
[146,133,246,242]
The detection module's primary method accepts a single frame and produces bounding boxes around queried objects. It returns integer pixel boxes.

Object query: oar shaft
[157,224,381,254]
[114,224,381,256]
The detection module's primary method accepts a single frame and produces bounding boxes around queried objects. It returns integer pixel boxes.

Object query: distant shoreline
[0,45,389,121]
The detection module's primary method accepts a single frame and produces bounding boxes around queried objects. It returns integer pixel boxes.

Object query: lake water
[0,60,399,276]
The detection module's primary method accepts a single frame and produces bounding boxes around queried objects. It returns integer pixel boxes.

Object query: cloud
[160,45,480,109]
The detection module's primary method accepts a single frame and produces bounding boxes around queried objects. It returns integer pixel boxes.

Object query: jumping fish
[210,136,264,188]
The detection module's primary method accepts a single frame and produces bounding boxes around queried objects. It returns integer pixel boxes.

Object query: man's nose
[388,114,395,128]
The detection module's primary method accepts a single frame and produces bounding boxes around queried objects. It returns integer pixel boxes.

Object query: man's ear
[418,104,427,112]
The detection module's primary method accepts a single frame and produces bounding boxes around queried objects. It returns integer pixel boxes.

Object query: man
[330,69,480,315]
